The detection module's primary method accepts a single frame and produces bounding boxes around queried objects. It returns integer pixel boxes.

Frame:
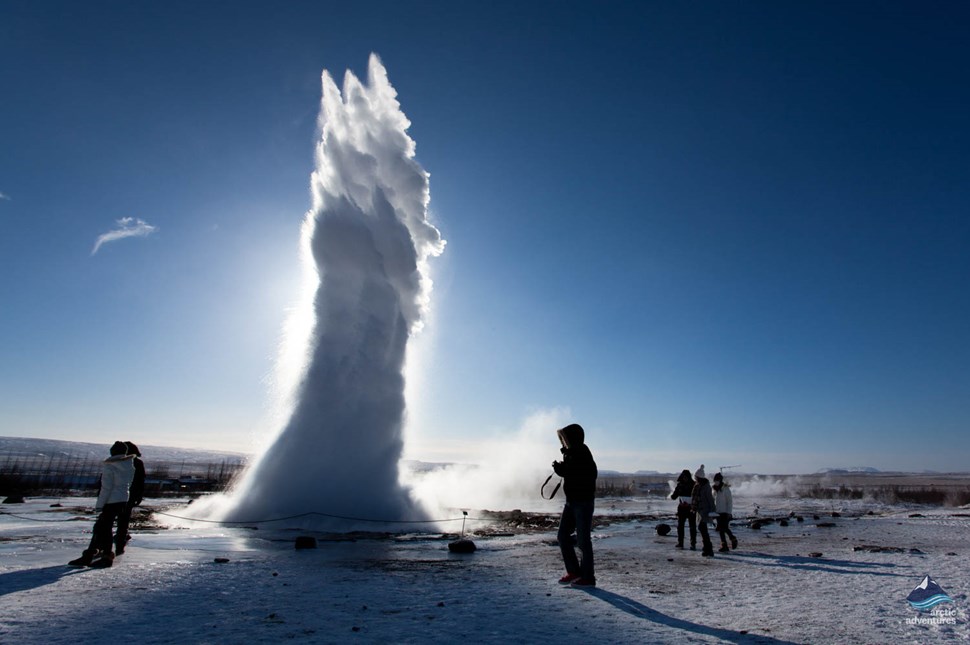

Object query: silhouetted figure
[114,441,145,554]
[670,469,697,549]
[553,423,598,587]
[68,441,135,568]
[713,472,737,552]
[691,464,716,557]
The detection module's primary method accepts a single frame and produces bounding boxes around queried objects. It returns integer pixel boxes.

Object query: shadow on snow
[580,587,802,645]
[724,551,909,577]
[0,565,89,597]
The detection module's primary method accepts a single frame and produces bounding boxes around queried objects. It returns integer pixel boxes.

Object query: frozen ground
[2,495,968,644]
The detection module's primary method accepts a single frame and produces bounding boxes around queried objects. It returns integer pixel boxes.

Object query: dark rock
[909,513,924,518]
[2,496,25,504]
[808,552,823,558]
[656,523,671,536]
[779,520,789,527]
[795,516,804,522]
[816,522,836,528]
[448,538,476,553]
[295,536,318,550]
[831,512,841,517]
[214,557,230,563]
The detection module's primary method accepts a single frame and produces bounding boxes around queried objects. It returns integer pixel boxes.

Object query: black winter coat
[553,444,598,503]
[129,457,146,505]
[670,477,695,500]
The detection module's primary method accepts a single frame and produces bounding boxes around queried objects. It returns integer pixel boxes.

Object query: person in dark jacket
[552,423,598,587]
[670,469,697,550]
[114,441,146,555]
[690,464,716,557]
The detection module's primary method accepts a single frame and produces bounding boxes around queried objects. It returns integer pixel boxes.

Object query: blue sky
[1,1,968,473]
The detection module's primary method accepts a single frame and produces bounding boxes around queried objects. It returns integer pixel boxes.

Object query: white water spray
[201,55,444,528]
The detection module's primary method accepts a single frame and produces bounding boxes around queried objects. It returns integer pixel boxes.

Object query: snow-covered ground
[2,495,968,644]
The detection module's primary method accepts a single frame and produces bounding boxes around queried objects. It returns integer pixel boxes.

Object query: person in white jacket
[69,441,136,568]
[713,472,738,552]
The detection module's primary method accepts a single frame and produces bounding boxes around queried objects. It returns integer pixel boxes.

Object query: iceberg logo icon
[907,575,953,611]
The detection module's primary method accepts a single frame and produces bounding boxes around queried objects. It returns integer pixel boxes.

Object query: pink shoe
[558,572,581,584]
[570,577,597,588]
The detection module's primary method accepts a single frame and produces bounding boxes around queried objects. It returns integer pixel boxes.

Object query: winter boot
[702,550,714,557]
[730,536,738,550]
[115,542,125,556]
[675,541,683,549]
[90,552,115,568]
[68,549,98,567]
[718,544,730,552]
[570,577,596,588]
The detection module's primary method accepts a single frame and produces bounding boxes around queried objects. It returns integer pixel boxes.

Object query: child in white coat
[68,441,136,568]
[713,472,738,552]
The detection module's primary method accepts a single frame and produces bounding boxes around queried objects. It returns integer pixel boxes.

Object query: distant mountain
[0,436,248,465]
[816,466,882,474]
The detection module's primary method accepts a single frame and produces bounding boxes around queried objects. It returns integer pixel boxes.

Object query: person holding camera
[552,423,598,587]
[670,469,697,550]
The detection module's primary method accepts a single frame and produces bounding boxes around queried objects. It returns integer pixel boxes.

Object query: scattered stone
[831,512,841,518]
[295,536,318,550]
[813,515,820,520]
[437,602,445,607]
[909,548,924,554]
[946,552,957,556]
[448,538,476,553]
[908,513,924,518]
[272,572,279,576]
[49,503,62,508]
[779,520,789,527]
[656,523,671,536]
[352,626,360,632]
[796,516,804,522]
[816,522,836,528]
[214,557,230,563]
[808,552,823,558]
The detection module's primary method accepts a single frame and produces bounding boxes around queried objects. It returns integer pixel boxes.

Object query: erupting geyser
[215,54,444,527]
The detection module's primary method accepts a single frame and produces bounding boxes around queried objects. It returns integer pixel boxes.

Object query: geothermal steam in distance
[221,55,444,526]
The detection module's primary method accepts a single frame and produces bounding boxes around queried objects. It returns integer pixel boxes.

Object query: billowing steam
[198,55,444,528]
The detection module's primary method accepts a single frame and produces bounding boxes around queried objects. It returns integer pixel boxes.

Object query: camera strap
[541,473,562,500]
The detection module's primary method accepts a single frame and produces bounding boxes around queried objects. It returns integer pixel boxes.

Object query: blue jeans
[558,500,594,579]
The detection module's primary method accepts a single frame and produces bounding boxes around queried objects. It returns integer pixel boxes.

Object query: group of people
[552,425,740,588]
[670,464,737,557]
[69,440,145,568]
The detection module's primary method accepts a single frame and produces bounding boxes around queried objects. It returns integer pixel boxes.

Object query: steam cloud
[91,217,158,255]
[216,55,444,527]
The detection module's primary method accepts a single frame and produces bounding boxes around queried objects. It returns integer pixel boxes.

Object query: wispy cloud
[91,217,158,255]
[0,191,10,201]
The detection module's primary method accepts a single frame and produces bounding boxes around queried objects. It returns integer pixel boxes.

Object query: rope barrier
[0,510,90,522]
[150,509,499,525]
[0,508,501,526]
